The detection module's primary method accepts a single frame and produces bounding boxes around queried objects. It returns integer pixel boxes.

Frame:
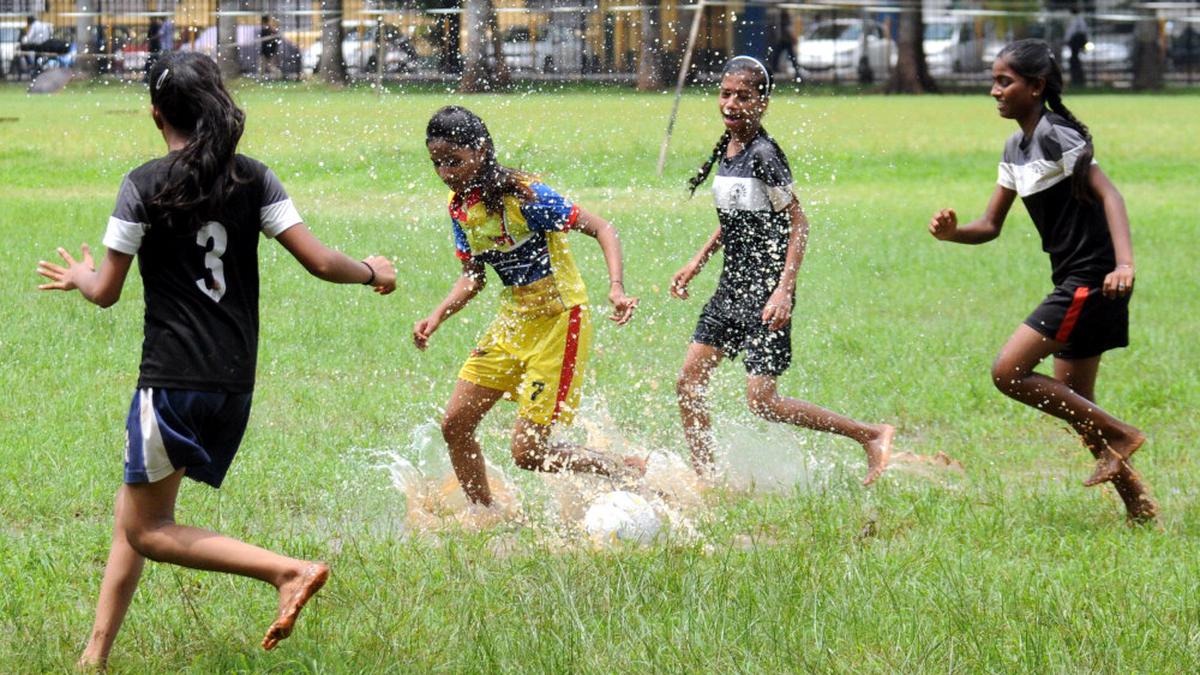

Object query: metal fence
[3,2,1199,87]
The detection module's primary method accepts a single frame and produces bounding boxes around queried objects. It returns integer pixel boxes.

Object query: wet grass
[1,82,1199,672]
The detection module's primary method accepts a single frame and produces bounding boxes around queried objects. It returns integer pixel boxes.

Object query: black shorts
[1024,282,1129,360]
[692,306,792,377]
[123,388,254,488]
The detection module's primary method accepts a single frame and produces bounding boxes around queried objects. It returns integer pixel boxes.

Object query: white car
[1060,28,1134,72]
[796,19,896,82]
[1,22,23,76]
[501,24,590,74]
[924,19,983,75]
[303,22,416,75]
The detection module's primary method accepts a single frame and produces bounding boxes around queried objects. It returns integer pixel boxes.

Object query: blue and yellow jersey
[450,181,588,316]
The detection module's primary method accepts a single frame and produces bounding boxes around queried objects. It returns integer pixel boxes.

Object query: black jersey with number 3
[103,154,301,392]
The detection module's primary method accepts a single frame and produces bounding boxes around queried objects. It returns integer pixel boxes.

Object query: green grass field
[2,81,1199,672]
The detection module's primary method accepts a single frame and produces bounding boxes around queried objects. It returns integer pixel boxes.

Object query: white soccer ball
[583,490,661,546]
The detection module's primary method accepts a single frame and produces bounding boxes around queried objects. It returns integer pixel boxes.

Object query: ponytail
[1044,92,1095,202]
[146,52,248,233]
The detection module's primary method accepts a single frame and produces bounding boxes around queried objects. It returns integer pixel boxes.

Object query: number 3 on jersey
[195,221,227,302]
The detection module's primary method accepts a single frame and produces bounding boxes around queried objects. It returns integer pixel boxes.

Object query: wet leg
[993,325,1144,486]
[441,379,506,507]
[511,419,645,479]
[1054,356,1157,521]
[746,375,893,485]
[676,343,724,478]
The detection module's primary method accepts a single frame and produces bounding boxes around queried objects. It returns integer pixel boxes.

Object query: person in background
[1067,6,1089,87]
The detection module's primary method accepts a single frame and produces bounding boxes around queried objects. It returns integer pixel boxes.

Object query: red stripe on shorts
[1055,286,1090,342]
[551,306,583,423]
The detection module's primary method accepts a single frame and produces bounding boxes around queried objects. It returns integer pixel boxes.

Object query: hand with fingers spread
[37,244,96,292]
[608,283,638,325]
[670,260,701,300]
[761,286,793,330]
[929,208,959,241]
[1103,264,1134,299]
[363,255,397,295]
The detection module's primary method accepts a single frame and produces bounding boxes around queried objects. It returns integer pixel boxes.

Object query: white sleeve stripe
[767,183,796,212]
[102,216,146,255]
[260,199,301,238]
[1060,142,1089,176]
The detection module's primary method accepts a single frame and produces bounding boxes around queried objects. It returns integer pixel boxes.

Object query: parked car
[1,21,23,76]
[796,19,896,81]
[501,24,590,74]
[924,18,983,75]
[303,21,417,75]
[1060,24,1134,73]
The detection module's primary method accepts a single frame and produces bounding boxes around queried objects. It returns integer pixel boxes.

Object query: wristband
[361,260,376,286]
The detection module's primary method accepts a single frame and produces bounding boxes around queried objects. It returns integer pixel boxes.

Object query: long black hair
[425,105,533,214]
[687,56,775,195]
[147,52,247,233]
[997,39,1095,202]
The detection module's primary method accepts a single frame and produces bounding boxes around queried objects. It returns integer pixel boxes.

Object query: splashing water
[374,422,522,532]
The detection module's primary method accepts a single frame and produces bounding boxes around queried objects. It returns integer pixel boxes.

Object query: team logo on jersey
[728,182,747,208]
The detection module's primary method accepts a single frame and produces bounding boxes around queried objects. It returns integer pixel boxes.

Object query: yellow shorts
[459,305,593,426]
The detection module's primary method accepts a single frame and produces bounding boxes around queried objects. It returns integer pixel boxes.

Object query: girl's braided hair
[687,56,774,195]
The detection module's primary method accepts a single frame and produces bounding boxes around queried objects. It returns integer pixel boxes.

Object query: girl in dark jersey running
[928,40,1154,521]
[36,52,396,668]
[671,56,894,486]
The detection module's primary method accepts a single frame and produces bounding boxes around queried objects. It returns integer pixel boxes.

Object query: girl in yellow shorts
[413,106,643,507]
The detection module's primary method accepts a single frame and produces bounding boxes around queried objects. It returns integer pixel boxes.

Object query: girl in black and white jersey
[928,40,1154,521]
[37,52,396,668]
[670,56,894,485]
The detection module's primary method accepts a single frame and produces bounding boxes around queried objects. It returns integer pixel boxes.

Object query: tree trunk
[461,0,508,92]
[487,2,511,87]
[1132,15,1164,90]
[637,0,663,90]
[461,0,489,91]
[74,0,98,76]
[318,0,347,85]
[886,1,937,93]
[217,0,240,81]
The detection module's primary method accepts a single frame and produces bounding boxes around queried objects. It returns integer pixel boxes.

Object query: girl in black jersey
[36,53,397,668]
[929,40,1154,521]
[671,56,894,485]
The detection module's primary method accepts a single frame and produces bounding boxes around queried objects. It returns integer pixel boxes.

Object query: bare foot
[262,563,329,651]
[622,455,648,477]
[1126,493,1159,525]
[75,655,106,673]
[862,424,894,486]
[1083,431,1146,487]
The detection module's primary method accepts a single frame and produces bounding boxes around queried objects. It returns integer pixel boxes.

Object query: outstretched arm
[275,223,396,294]
[762,199,808,330]
[670,226,722,300]
[37,244,133,308]
[413,259,486,350]
[574,207,638,325]
[929,185,1017,245]
[1088,165,1135,298]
